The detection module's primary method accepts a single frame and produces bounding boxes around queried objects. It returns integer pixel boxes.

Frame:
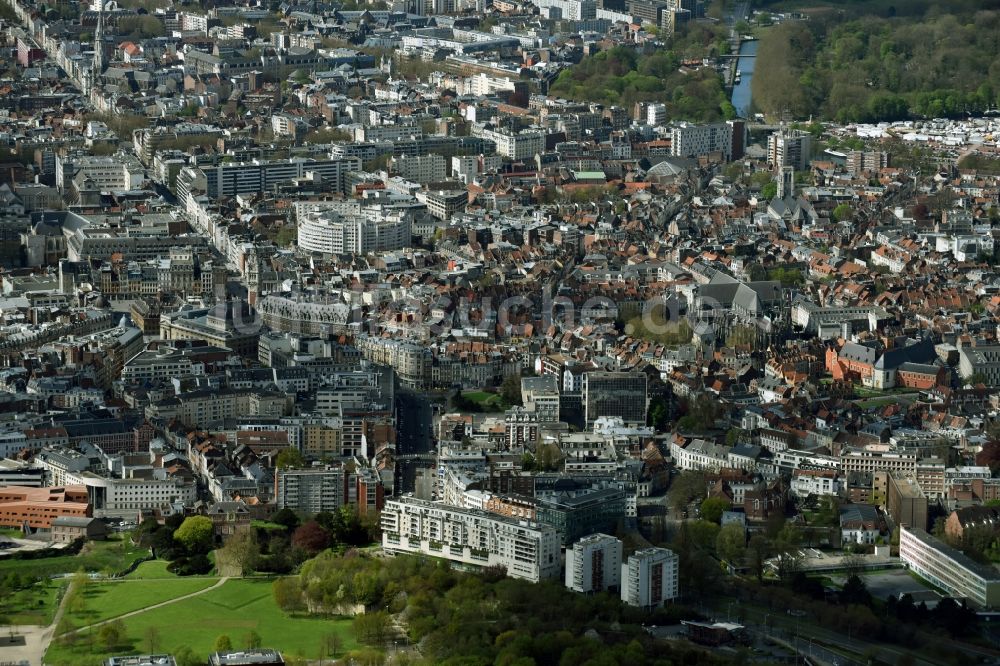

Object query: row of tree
[274,550,731,665]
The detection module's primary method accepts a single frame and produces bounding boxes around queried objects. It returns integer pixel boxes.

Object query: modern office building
[0,485,91,529]
[381,496,561,582]
[176,156,361,201]
[297,208,412,255]
[900,526,1000,609]
[535,487,626,545]
[565,533,623,593]
[621,547,679,608]
[520,375,561,423]
[581,371,647,426]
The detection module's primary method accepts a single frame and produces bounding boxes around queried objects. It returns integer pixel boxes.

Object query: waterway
[730,40,759,118]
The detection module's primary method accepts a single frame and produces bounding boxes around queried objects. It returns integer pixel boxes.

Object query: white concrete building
[297,208,411,255]
[391,154,447,184]
[474,126,544,160]
[63,471,197,517]
[621,547,679,608]
[533,0,596,19]
[901,525,1000,608]
[565,533,622,593]
[670,122,734,160]
[274,466,345,513]
[381,496,561,582]
[55,153,146,193]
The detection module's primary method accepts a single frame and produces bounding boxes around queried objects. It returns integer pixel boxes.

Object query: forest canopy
[752,7,1000,122]
[550,47,734,122]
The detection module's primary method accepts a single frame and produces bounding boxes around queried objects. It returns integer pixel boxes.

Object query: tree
[500,373,523,406]
[173,646,201,666]
[840,575,872,607]
[832,203,853,222]
[761,181,778,200]
[218,529,259,578]
[354,611,391,645]
[716,522,746,566]
[535,442,562,472]
[174,516,214,554]
[747,535,771,582]
[322,631,344,660]
[699,496,732,524]
[215,634,233,652]
[245,629,262,649]
[145,626,161,653]
[668,471,707,512]
[275,448,306,469]
[271,508,301,531]
[273,577,305,611]
[98,620,126,650]
[292,521,331,555]
[647,396,670,431]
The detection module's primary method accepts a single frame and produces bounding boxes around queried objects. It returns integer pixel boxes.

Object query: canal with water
[730,39,758,118]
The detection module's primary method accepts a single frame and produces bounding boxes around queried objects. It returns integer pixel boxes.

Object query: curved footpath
[1,576,229,666]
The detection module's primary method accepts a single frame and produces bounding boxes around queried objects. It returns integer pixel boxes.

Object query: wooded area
[752,6,1000,122]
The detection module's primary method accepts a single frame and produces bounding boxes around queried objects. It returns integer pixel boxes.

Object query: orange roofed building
[0,485,91,529]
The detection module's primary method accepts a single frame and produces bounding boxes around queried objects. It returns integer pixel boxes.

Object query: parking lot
[844,569,942,607]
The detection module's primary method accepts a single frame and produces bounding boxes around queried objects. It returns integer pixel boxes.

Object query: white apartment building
[670,439,731,471]
[474,126,544,160]
[297,208,411,255]
[55,154,146,193]
[790,469,840,498]
[274,466,344,513]
[391,154,447,184]
[647,103,667,126]
[670,122,734,160]
[534,0,596,19]
[451,154,502,184]
[767,128,813,171]
[621,547,679,608]
[565,533,622,593]
[381,496,561,582]
[900,526,1000,608]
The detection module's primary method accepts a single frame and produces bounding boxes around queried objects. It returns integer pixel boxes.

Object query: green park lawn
[462,390,507,411]
[46,578,357,666]
[0,536,149,579]
[123,559,176,579]
[65,577,218,626]
[3,578,66,625]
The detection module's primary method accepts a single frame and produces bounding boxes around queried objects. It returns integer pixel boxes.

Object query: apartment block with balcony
[565,533,622,593]
[621,547,679,608]
[381,496,560,582]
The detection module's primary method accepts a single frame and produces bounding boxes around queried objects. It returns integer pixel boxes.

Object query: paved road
[395,390,435,494]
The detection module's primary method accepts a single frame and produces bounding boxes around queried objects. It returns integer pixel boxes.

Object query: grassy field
[462,390,507,411]
[66,577,218,626]
[123,559,196,580]
[46,578,357,666]
[0,536,149,579]
[3,578,66,625]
